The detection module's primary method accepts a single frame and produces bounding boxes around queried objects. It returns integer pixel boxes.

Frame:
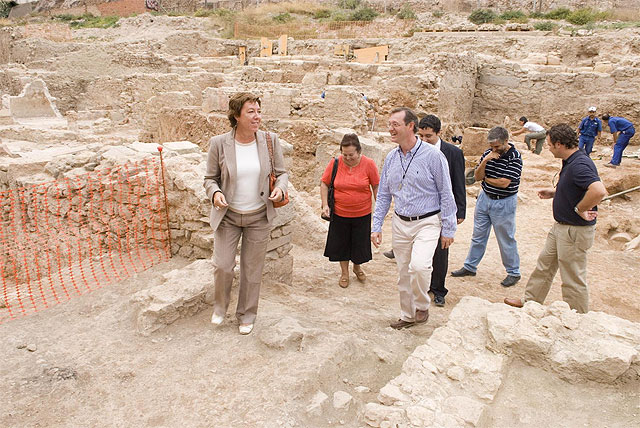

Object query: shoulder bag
[321,157,339,221]
[266,131,290,208]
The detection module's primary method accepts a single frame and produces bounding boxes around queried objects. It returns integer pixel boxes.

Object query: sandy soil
[0,142,639,428]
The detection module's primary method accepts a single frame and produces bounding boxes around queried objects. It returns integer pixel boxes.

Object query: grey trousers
[213,208,270,324]
[525,131,547,154]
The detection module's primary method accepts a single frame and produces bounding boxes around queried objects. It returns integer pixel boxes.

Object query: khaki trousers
[392,213,442,322]
[213,209,270,324]
[524,222,595,313]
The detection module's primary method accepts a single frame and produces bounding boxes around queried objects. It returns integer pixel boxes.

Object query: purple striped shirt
[372,137,458,238]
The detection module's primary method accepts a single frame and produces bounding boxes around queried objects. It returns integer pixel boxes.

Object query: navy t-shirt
[553,150,601,226]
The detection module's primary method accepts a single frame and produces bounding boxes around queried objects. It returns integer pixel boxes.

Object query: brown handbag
[265,131,289,208]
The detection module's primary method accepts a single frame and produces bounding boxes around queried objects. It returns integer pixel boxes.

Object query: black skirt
[323,213,372,265]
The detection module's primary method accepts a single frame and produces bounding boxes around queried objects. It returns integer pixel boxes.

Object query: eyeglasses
[552,171,560,188]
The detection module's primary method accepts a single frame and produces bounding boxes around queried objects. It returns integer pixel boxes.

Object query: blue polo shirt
[578,116,602,138]
[553,150,600,226]
[607,116,634,134]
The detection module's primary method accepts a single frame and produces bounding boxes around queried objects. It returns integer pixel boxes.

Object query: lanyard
[397,141,422,190]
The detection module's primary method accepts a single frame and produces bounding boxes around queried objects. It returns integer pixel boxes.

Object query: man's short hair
[418,115,441,134]
[601,114,610,121]
[487,126,509,143]
[227,92,261,128]
[547,123,578,149]
[391,107,418,133]
[519,116,528,123]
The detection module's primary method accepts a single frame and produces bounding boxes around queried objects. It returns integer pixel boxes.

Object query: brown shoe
[504,297,524,308]
[353,269,366,282]
[390,319,415,330]
[415,309,429,324]
[338,275,349,288]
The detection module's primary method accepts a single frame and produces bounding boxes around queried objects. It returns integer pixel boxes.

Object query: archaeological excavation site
[0,0,639,427]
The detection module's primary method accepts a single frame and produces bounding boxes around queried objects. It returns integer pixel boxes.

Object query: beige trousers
[524,222,595,313]
[392,213,442,322]
[213,209,270,324]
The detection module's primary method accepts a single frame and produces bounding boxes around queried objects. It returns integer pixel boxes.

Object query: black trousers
[430,236,449,297]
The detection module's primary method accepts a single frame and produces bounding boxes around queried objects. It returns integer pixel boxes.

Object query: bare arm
[512,127,526,136]
[320,181,330,218]
[371,184,379,201]
[474,152,499,181]
[484,177,511,188]
[575,181,607,221]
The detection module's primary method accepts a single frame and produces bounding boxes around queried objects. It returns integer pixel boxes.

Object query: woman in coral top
[321,134,380,288]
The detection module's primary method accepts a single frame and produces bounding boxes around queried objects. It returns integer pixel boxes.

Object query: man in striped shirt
[451,126,523,287]
[371,107,457,329]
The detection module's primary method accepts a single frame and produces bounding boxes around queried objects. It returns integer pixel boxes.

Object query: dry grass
[0,18,11,27]
[606,8,640,21]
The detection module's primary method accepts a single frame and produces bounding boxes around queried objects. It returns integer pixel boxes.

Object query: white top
[524,121,545,132]
[435,138,442,150]
[230,141,265,212]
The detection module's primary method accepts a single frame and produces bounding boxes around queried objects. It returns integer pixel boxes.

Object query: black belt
[485,192,514,200]
[395,209,440,221]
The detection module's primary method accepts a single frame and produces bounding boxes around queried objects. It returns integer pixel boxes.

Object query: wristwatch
[574,206,581,214]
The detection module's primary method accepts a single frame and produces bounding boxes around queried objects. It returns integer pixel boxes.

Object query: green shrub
[534,21,556,31]
[397,5,416,20]
[60,14,119,29]
[468,9,496,25]
[500,10,525,20]
[314,9,331,19]
[567,8,595,25]
[54,13,75,21]
[545,8,571,20]
[331,10,349,21]
[433,10,444,18]
[350,6,378,21]
[337,0,360,10]
[194,9,217,17]
[273,12,292,23]
[0,1,16,18]
[529,11,545,18]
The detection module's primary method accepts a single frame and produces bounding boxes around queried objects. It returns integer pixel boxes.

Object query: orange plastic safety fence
[0,157,171,323]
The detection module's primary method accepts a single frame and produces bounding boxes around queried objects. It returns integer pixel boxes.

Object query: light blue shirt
[372,137,457,238]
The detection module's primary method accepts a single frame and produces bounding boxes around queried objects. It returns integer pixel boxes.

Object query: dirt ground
[0,141,639,428]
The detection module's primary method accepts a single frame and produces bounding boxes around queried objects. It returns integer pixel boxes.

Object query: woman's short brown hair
[340,133,362,153]
[227,92,261,128]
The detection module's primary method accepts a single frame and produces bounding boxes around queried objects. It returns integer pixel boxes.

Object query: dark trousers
[429,237,449,297]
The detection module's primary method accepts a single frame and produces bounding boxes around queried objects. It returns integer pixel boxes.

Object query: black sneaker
[433,295,445,307]
[451,267,476,277]
[501,275,521,287]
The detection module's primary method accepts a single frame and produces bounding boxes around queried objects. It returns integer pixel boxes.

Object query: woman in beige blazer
[203,92,288,335]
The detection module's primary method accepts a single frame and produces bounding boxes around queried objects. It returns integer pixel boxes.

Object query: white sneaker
[238,323,254,335]
[211,313,224,326]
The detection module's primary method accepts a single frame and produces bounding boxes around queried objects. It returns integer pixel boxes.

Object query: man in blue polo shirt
[602,114,635,168]
[451,126,522,287]
[505,124,607,313]
[577,106,602,155]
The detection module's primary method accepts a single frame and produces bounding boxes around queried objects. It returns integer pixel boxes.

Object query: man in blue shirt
[602,114,635,168]
[451,127,522,287]
[505,124,607,313]
[371,107,457,329]
[577,106,602,155]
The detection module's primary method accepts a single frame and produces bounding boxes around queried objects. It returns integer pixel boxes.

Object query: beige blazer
[203,129,289,231]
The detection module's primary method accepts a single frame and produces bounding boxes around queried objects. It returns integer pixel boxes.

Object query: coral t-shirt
[321,155,380,218]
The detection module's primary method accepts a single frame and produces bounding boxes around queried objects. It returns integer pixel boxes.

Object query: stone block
[306,391,328,416]
[442,396,486,426]
[9,79,62,119]
[594,61,613,73]
[201,87,231,113]
[332,391,353,410]
[129,141,161,155]
[406,405,435,426]
[462,127,490,156]
[363,403,405,427]
[523,53,547,65]
[378,384,409,405]
[263,253,293,286]
[258,317,315,350]
[163,141,200,155]
[302,72,329,87]
[131,259,214,335]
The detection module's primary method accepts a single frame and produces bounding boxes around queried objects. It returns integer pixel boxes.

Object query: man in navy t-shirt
[505,124,607,313]
[602,114,635,168]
